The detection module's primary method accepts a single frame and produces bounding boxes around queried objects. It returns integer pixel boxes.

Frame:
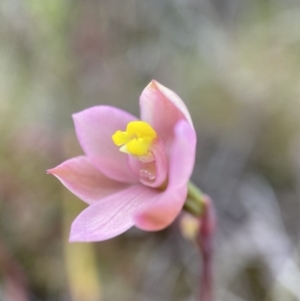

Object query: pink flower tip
[46,169,53,175]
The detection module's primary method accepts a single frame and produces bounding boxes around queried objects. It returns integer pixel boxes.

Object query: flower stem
[184,183,216,301]
[183,182,205,216]
[197,195,215,301]
[199,246,213,301]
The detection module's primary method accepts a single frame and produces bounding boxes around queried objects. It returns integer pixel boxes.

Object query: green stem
[184,182,215,301]
[184,182,205,216]
[183,197,202,216]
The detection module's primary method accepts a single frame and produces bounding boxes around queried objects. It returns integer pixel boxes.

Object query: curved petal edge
[69,185,159,242]
[140,80,193,147]
[47,156,129,204]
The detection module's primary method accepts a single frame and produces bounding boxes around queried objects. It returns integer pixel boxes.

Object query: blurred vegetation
[1,0,300,300]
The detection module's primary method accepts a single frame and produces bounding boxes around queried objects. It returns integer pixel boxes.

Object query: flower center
[112,121,157,161]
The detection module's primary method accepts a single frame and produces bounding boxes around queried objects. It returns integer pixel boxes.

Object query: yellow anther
[112,121,157,157]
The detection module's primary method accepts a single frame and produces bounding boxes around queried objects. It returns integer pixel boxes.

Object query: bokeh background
[1,0,300,300]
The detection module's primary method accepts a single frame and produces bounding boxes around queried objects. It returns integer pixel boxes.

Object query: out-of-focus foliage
[1,0,300,300]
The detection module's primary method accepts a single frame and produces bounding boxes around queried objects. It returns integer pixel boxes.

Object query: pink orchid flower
[48,80,196,242]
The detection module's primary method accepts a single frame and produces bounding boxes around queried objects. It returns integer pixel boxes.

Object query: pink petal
[134,120,197,231]
[48,156,129,204]
[134,185,188,231]
[69,185,159,242]
[168,120,197,188]
[127,136,168,188]
[73,106,139,183]
[140,80,193,148]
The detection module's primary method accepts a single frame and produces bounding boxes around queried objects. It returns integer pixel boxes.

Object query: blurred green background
[1,0,300,300]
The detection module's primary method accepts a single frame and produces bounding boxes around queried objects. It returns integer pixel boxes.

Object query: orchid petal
[168,120,197,188]
[69,185,159,242]
[134,120,197,231]
[134,185,188,231]
[47,156,129,204]
[73,106,139,183]
[140,80,193,147]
